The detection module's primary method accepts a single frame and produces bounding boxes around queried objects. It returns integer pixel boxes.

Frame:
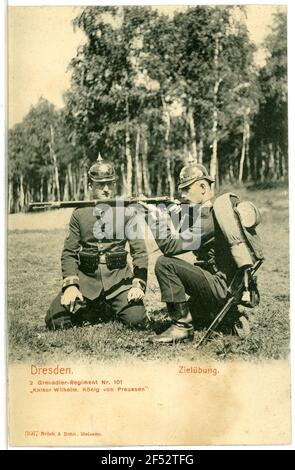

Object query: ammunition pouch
[105,251,128,270]
[79,252,98,274]
[79,250,128,273]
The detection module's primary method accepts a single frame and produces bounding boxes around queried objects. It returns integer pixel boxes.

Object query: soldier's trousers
[45,289,146,330]
[155,255,228,326]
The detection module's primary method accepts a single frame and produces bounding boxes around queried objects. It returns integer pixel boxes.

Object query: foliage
[251,11,288,181]
[8,7,288,212]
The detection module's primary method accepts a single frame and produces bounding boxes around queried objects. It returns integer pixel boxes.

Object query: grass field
[7,184,290,363]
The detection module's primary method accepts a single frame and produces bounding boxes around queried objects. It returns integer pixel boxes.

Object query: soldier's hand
[138,201,161,214]
[61,286,84,313]
[127,287,145,303]
[138,202,168,224]
[168,201,182,215]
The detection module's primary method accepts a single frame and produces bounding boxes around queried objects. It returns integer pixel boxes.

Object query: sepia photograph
[6,2,291,446]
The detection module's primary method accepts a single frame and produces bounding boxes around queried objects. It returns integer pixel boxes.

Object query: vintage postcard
[7,2,291,446]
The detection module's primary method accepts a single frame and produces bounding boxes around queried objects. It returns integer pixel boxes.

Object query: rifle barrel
[27,197,179,212]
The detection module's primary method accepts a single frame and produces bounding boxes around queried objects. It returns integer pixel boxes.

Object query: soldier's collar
[201,199,213,208]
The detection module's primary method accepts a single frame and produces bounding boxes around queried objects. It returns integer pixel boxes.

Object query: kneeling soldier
[142,162,231,343]
[46,155,148,330]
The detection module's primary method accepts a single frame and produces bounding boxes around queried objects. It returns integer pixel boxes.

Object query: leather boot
[150,302,194,344]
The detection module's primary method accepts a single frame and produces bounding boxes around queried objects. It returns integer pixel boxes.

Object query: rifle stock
[195,260,263,349]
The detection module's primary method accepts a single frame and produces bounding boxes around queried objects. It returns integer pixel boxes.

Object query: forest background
[8,5,287,211]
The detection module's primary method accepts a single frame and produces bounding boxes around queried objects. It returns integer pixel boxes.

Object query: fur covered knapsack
[213,193,264,308]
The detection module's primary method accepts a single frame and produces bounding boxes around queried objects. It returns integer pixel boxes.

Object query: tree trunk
[68,163,73,199]
[156,161,162,195]
[284,152,288,179]
[210,34,221,188]
[73,168,77,199]
[19,174,25,211]
[77,168,82,200]
[8,180,13,213]
[47,178,51,202]
[63,172,69,201]
[15,187,19,212]
[268,142,275,180]
[25,187,31,206]
[51,176,56,200]
[77,155,87,200]
[239,133,246,182]
[280,147,286,179]
[164,108,174,198]
[142,133,151,196]
[260,151,266,182]
[162,95,174,198]
[229,161,234,182]
[252,152,257,181]
[275,145,283,180]
[40,177,44,202]
[183,113,188,159]
[138,154,142,195]
[134,126,142,195]
[210,106,219,187]
[83,166,88,200]
[245,114,251,181]
[239,115,250,183]
[120,162,126,194]
[198,127,204,164]
[166,157,175,198]
[49,125,61,201]
[125,99,132,197]
[187,105,197,161]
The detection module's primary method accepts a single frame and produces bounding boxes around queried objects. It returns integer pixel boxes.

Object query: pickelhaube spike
[88,153,117,183]
[187,152,196,165]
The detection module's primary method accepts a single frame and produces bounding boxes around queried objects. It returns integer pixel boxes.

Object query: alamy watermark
[92,197,202,251]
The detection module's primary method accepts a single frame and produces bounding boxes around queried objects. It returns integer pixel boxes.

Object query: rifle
[195,259,263,349]
[27,196,180,212]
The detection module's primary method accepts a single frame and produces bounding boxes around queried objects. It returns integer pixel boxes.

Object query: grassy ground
[7,184,290,363]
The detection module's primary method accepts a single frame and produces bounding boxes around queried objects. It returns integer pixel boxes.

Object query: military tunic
[46,204,148,330]
[153,201,229,326]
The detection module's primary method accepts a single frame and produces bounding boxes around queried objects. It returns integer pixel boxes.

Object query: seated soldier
[46,154,148,330]
[143,161,248,344]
